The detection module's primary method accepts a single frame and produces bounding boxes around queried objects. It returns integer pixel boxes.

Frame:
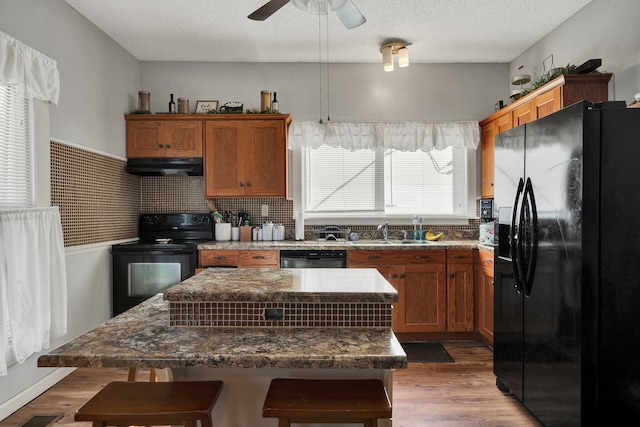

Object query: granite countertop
[198,239,481,251]
[38,294,406,370]
[164,267,398,303]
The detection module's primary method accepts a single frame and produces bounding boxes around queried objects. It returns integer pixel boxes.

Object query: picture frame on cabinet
[195,100,219,114]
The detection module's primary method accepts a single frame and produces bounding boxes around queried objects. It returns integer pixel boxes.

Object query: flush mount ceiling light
[380,40,410,72]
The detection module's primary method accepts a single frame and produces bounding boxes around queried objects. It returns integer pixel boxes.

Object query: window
[303,145,469,219]
[0,85,33,208]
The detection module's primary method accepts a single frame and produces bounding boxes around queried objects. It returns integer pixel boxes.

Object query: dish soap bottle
[168,93,176,113]
[271,92,279,113]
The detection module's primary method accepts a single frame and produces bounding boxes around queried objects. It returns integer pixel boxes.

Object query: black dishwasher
[279,250,347,268]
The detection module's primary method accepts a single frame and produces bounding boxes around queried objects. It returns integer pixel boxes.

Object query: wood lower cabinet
[126,118,203,158]
[199,249,279,269]
[238,250,279,268]
[348,250,447,333]
[205,118,288,198]
[477,250,494,346]
[446,250,475,332]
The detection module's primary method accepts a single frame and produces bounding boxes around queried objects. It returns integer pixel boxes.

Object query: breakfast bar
[38,268,406,427]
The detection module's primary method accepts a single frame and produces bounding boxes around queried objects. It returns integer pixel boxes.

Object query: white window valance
[0,30,60,104]
[288,120,480,152]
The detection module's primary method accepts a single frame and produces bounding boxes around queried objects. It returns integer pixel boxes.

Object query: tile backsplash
[51,142,480,247]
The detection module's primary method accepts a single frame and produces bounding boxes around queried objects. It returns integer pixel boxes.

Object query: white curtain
[0,30,60,104]
[0,207,67,375]
[288,120,480,152]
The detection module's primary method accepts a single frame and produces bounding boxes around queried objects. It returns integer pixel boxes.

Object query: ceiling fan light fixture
[291,0,310,11]
[398,47,409,67]
[333,0,366,29]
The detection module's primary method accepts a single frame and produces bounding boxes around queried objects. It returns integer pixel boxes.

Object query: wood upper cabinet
[126,118,203,158]
[480,113,512,198]
[479,73,610,199]
[205,117,289,198]
[446,250,474,332]
[348,250,447,333]
[476,250,494,346]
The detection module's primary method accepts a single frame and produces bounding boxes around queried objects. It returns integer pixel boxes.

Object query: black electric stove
[111,213,213,316]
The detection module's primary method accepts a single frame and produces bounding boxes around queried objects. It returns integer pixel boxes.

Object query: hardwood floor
[1,342,542,427]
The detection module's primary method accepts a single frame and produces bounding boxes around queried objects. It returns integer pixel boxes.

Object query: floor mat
[400,342,454,363]
[17,415,64,427]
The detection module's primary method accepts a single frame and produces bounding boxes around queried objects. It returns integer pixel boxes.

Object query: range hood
[126,157,203,176]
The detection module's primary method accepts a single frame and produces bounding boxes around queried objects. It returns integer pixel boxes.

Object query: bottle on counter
[271,92,279,113]
[168,93,176,113]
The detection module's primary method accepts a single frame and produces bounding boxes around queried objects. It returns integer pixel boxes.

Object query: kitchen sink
[395,240,436,245]
[351,240,395,245]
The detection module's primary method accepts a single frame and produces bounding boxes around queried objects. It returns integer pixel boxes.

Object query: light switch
[261,204,269,216]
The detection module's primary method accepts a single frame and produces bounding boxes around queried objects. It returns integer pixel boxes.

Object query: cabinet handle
[158,144,164,148]
[252,256,265,259]
[454,255,470,259]
[239,182,244,187]
[491,182,494,187]
[214,256,227,260]
[367,255,381,260]
[246,182,251,187]
[450,274,455,278]
[491,280,495,287]
[391,274,397,279]
[166,144,171,148]
[399,274,405,279]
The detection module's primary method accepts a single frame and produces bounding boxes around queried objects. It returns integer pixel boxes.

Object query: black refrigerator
[493,100,640,426]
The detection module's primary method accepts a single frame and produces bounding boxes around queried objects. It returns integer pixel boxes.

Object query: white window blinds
[0,85,33,208]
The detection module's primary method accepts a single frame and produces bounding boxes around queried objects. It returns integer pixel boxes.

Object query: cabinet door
[376,265,404,332]
[533,86,562,120]
[477,250,495,345]
[402,264,447,332]
[513,101,535,127]
[126,121,165,157]
[164,121,203,157]
[480,122,496,198]
[447,262,474,331]
[244,120,286,196]
[204,121,245,197]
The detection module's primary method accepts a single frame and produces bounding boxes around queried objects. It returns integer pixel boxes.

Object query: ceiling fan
[248,0,366,29]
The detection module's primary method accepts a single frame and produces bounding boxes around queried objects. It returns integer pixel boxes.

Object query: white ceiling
[63,0,593,64]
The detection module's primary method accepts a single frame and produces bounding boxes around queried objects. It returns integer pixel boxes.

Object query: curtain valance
[0,30,60,104]
[288,120,480,152]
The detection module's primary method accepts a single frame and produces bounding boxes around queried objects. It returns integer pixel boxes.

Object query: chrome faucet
[377,222,389,240]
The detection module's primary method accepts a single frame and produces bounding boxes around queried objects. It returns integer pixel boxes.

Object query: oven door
[112,244,197,316]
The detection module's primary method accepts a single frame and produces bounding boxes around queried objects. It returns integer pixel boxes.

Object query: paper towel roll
[295,210,304,241]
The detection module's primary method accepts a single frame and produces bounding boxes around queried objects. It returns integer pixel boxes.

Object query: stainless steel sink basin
[395,240,436,245]
[351,240,395,245]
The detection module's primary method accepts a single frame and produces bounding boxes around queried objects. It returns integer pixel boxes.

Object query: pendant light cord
[326,10,330,122]
[318,11,323,124]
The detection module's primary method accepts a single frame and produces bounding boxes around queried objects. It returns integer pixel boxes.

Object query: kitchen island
[39,268,406,427]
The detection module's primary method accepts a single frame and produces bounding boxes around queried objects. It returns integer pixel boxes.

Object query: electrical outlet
[261,204,269,216]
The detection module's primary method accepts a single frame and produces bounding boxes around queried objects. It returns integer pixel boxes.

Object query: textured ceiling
[63,0,593,63]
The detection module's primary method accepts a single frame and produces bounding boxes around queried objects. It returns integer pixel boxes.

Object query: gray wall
[0,0,140,409]
[509,0,640,105]
[141,62,507,122]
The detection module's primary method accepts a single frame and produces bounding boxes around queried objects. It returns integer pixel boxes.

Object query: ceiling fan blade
[248,0,291,21]
[334,0,366,29]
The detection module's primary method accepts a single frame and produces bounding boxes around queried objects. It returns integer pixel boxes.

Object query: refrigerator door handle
[522,178,539,296]
[510,178,525,293]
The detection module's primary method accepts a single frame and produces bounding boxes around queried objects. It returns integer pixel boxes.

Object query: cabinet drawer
[348,250,446,266]
[447,249,474,263]
[238,250,279,268]
[199,250,239,267]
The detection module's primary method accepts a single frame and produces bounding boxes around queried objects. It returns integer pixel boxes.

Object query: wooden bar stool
[262,378,392,427]
[75,381,223,427]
